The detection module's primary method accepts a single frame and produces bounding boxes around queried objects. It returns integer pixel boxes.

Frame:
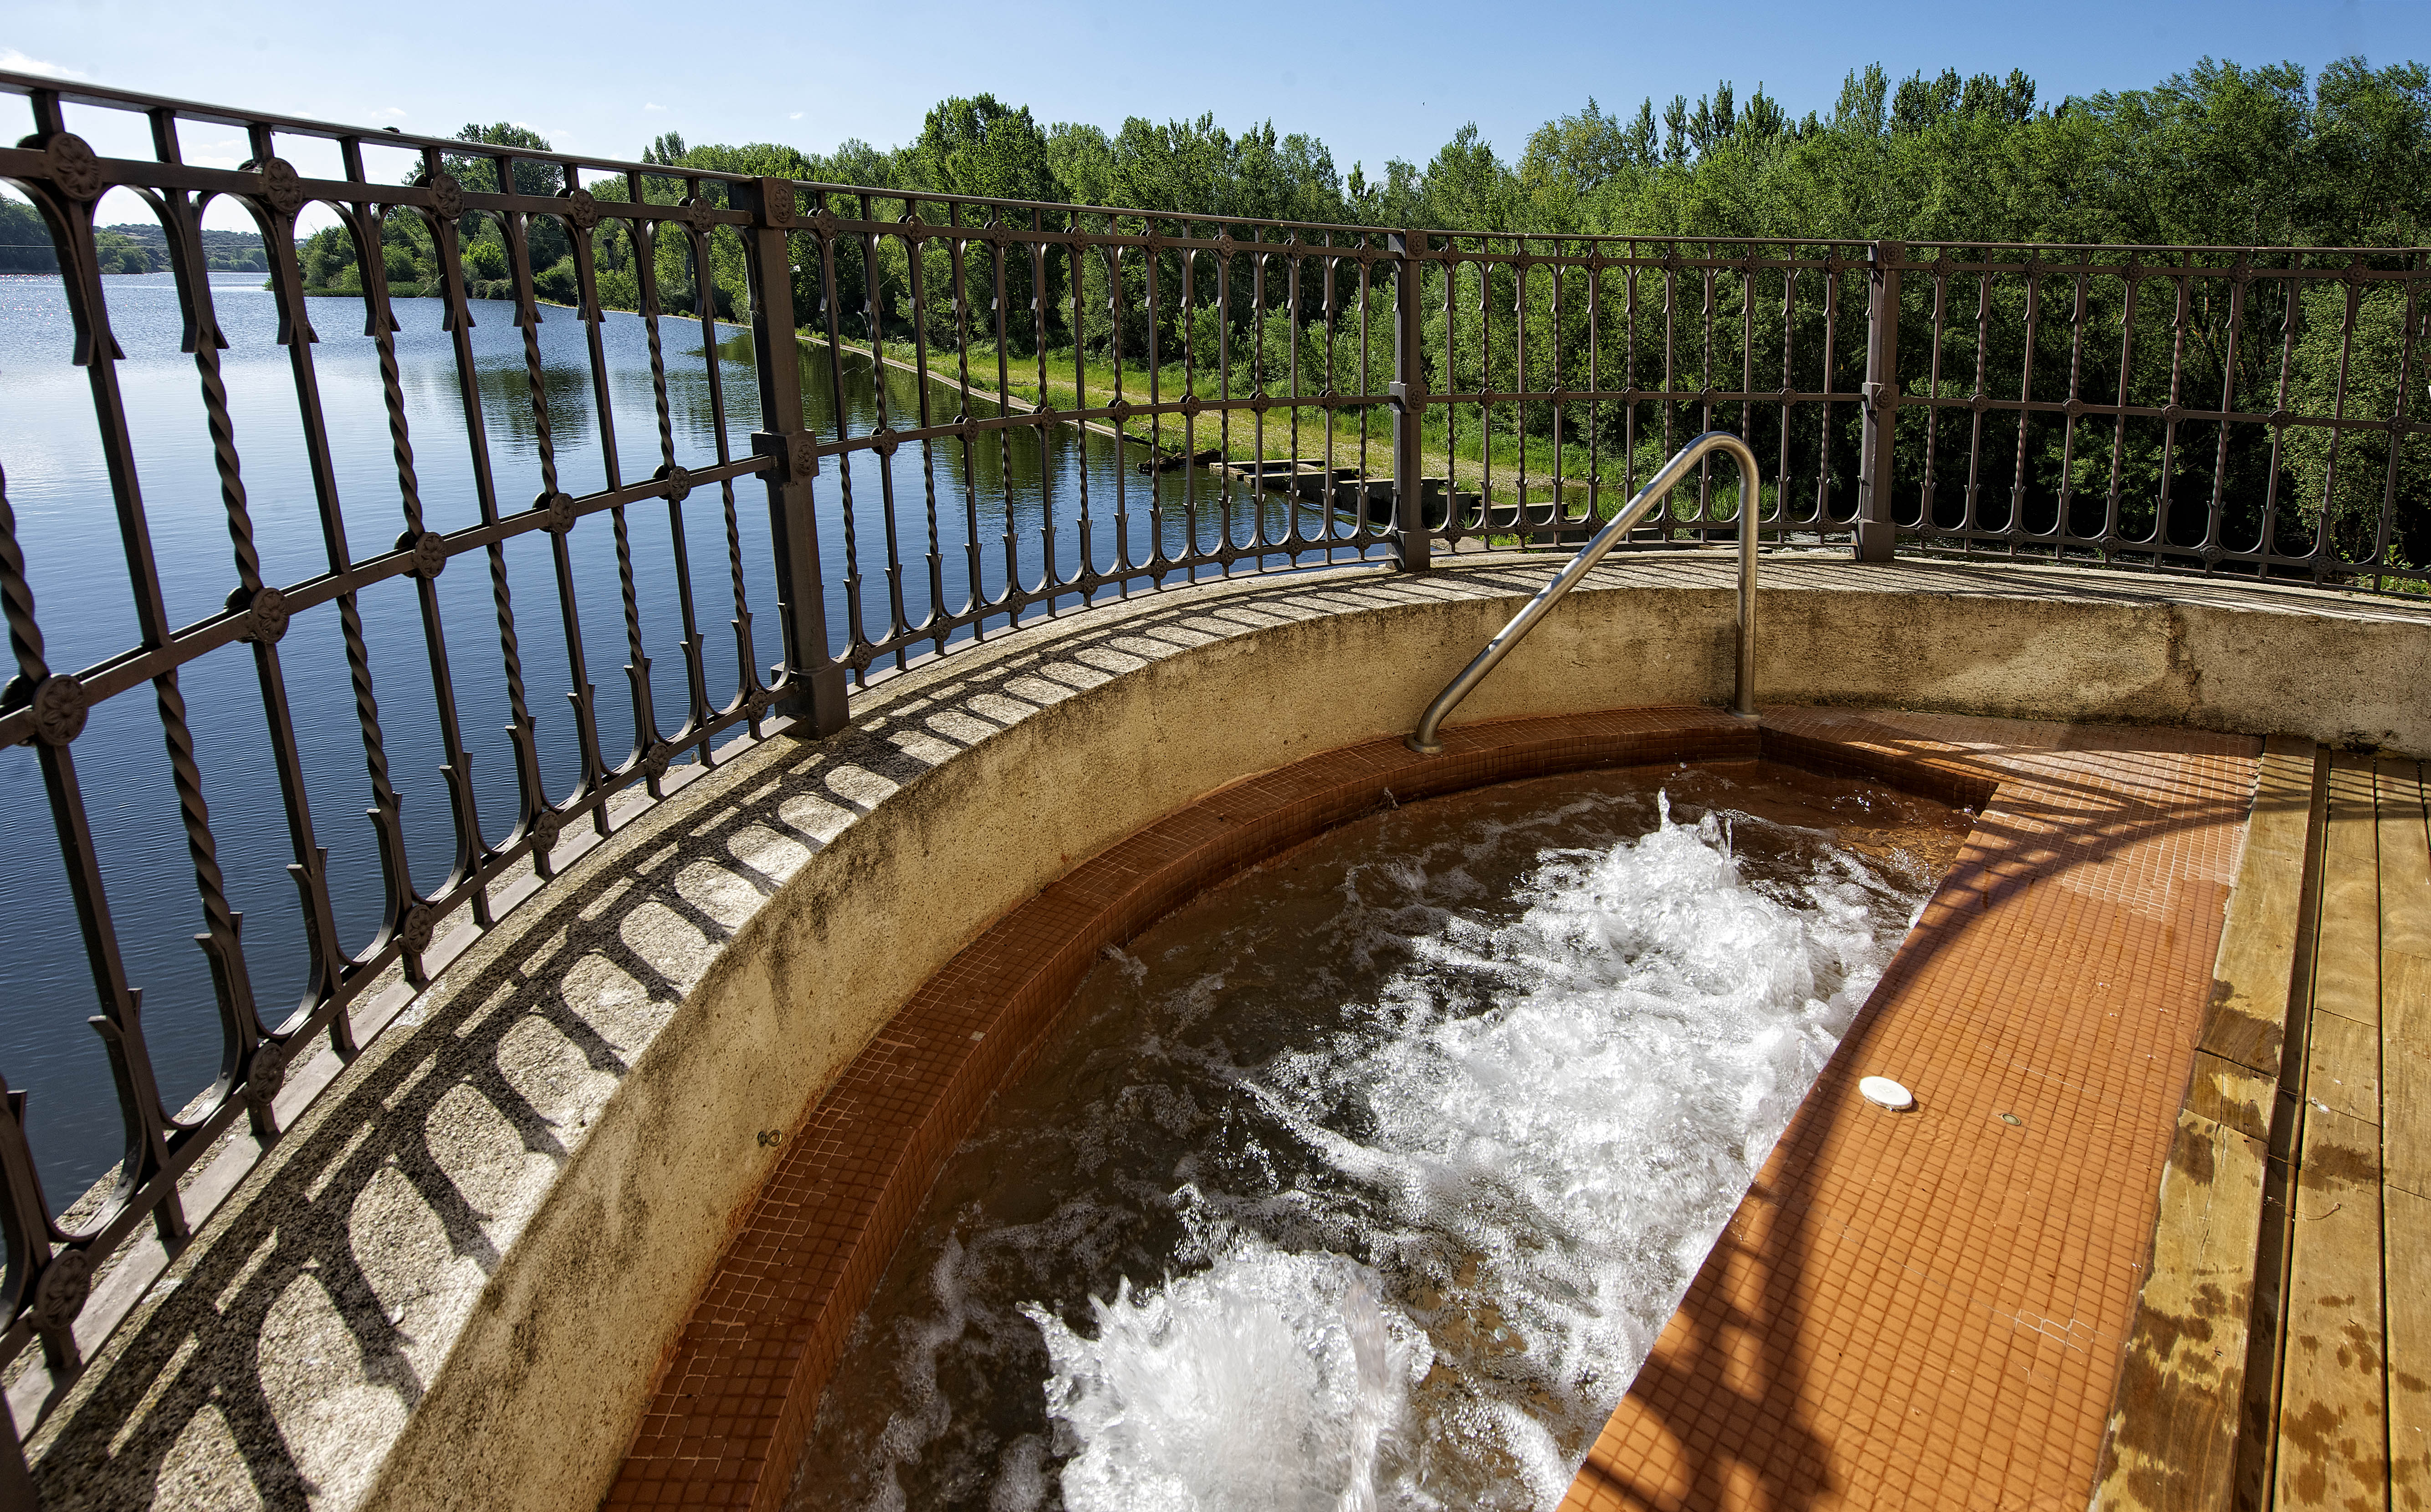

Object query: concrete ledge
[23,554,2429,1511]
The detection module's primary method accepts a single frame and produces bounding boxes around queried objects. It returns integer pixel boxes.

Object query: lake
[0,270,1379,1208]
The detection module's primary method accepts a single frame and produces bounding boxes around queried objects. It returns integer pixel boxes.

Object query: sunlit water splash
[792,766,1967,1512]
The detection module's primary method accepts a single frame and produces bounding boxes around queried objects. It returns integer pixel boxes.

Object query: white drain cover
[1858,1076,1915,1110]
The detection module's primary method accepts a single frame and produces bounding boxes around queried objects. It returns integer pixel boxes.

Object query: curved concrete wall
[34,554,2426,1511]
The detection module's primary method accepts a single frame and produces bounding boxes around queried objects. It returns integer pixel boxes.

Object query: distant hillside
[100,221,269,272]
[0,202,268,274]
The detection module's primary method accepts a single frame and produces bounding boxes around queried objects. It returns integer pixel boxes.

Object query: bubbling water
[791,766,1967,1512]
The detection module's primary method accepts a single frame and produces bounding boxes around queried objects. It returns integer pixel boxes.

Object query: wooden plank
[2303,1012,2385,1125]
[2378,761,2431,1202]
[2235,753,2333,1512]
[2094,1109,2270,1511]
[2380,759,2431,959]
[2387,1185,2431,1509]
[2184,1049,2277,1146]
[2274,1103,2387,1512]
[2202,738,2322,1085]
[2391,953,2431,1204]
[2314,751,2383,1031]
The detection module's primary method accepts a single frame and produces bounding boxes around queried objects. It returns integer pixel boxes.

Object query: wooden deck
[2098,743,2429,1512]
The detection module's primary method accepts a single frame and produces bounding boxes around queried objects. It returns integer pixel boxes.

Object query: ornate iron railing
[0,72,2422,1501]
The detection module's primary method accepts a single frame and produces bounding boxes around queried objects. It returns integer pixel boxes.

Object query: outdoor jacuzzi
[789,762,1970,1511]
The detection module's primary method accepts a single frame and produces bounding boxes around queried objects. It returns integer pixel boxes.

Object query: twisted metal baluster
[1091,240,1113,587]
[2206,259,2252,562]
[1815,256,1838,529]
[145,124,283,1119]
[256,183,419,1001]
[904,207,947,653]
[991,218,1018,622]
[424,152,549,873]
[572,199,660,781]
[0,452,146,1374]
[1217,240,1235,561]
[946,224,986,638]
[354,188,488,917]
[859,199,909,662]
[657,189,760,724]
[624,200,716,749]
[2009,264,2045,541]
[1033,212,1056,608]
[2371,270,2424,592]
[1143,232,1163,580]
[22,167,192,1254]
[2102,265,2142,552]
[2155,261,2193,557]
[502,182,610,821]
[813,205,867,673]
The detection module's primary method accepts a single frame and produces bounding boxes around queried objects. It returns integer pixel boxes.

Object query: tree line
[56,54,2431,576]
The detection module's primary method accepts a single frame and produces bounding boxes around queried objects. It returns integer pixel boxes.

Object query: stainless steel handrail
[1407,431,1762,755]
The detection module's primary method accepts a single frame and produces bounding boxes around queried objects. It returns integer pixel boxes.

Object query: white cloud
[789,112,804,120]
[644,102,668,112]
[368,107,406,120]
[0,47,86,81]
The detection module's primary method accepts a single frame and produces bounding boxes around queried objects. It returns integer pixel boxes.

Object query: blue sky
[5,0,2427,230]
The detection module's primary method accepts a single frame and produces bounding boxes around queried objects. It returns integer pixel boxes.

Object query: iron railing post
[1389,230,1430,572]
[1855,238,1904,563]
[740,176,850,736]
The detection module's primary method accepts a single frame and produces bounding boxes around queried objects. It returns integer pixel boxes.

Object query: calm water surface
[0,270,1370,1207]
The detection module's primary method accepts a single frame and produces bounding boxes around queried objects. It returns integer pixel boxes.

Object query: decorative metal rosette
[31,1249,89,1332]
[657,463,692,502]
[560,187,600,233]
[41,133,102,202]
[31,674,87,746]
[541,491,579,534]
[643,743,673,782]
[427,173,464,220]
[398,528,449,578]
[788,433,819,480]
[398,903,437,954]
[244,1040,287,1108]
[683,198,715,235]
[242,585,289,644]
[529,808,564,856]
[254,158,306,219]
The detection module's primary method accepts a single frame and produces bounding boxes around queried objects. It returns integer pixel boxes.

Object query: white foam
[1027,793,1910,1508]
[1024,1241,1431,1512]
